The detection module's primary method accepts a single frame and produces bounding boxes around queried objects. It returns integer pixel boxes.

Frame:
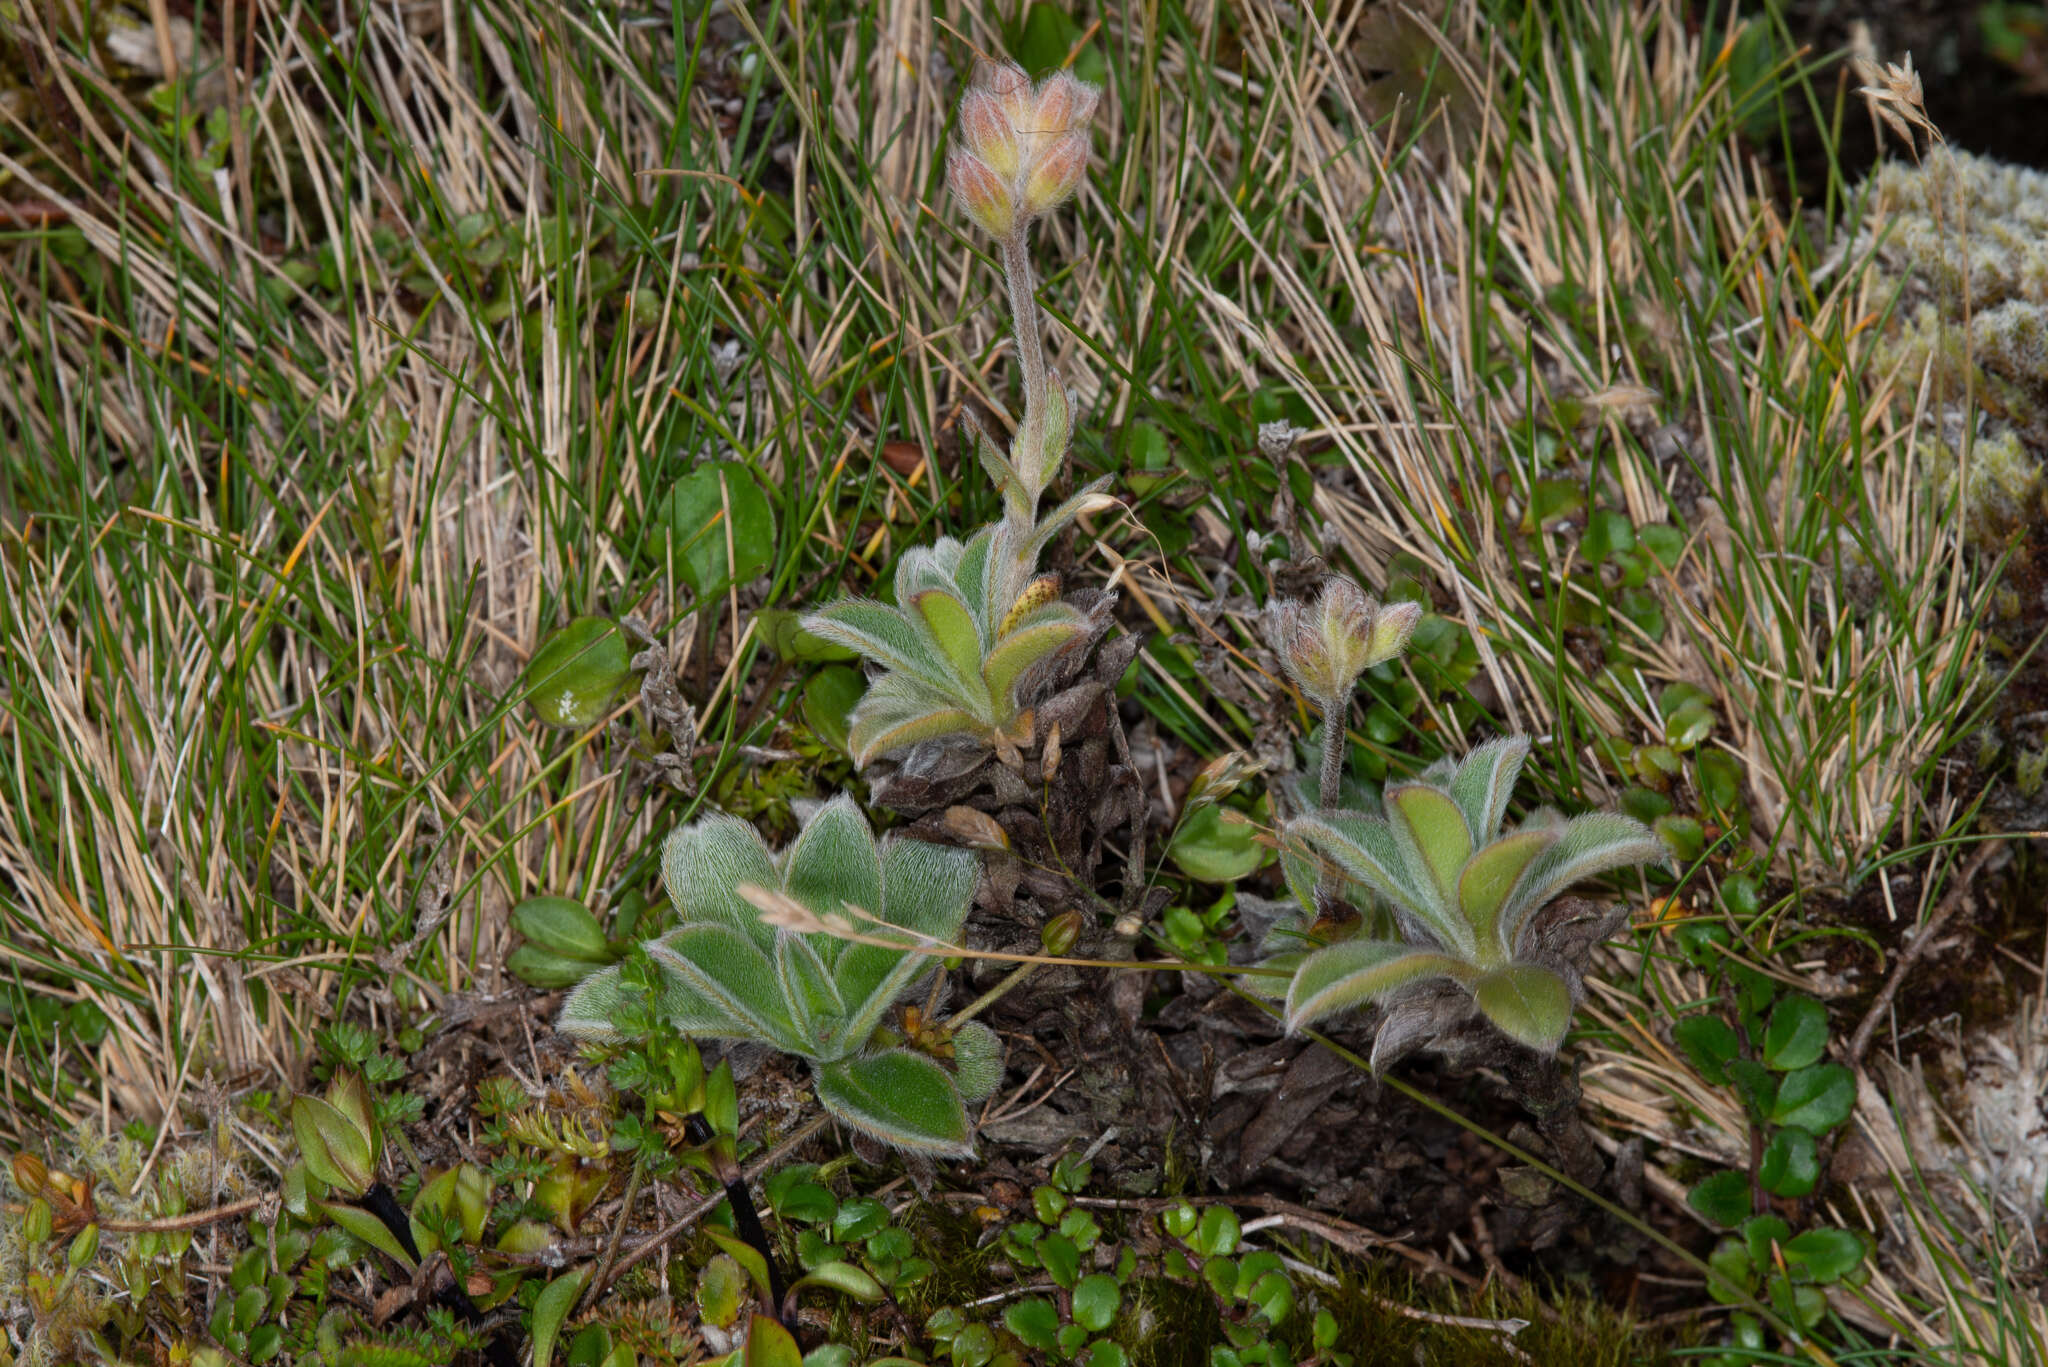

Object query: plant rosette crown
[1279,737,1667,1065]
[558,796,1001,1156]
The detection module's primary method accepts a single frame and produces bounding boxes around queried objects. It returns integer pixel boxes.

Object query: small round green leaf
[527,617,635,729]
[1002,1297,1061,1353]
[1072,1273,1121,1332]
[1759,1126,1819,1198]
[1771,1063,1856,1135]
[1037,1231,1081,1289]
[1687,1170,1752,1228]
[655,461,776,596]
[1783,1227,1867,1284]
[1762,995,1829,1072]
[1167,804,1269,883]
[1672,1014,1740,1085]
[1192,1205,1241,1258]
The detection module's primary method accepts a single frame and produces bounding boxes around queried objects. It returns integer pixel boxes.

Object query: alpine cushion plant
[804,58,1120,770]
[557,797,1002,1156]
[1281,737,1667,1066]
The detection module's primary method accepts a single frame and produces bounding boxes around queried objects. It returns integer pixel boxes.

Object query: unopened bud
[1040,911,1083,957]
[1268,577,1423,714]
[1020,132,1090,218]
[943,805,1011,852]
[11,1153,48,1200]
[67,1222,99,1270]
[1041,723,1062,782]
[22,1198,52,1244]
[946,151,1017,239]
[958,90,1020,180]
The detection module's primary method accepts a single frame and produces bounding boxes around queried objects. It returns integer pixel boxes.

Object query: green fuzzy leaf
[654,461,776,596]
[948,1020,1005,1101]
[647,926,796,1050]
[803,600,955,696]
[892,540,966,602]
[293,1097,371,1195]
[1771,1063,1856,1134]
[529,1266,589,1367]
[1386,785,1472,905]
[665,813,780,951]
[981,615,1083,708]
[1471,964,1574,1051]
[1496,811,1665,949]
[911,589,991,710]
[784,795,885,929]
[1762,995,1830,1072]
[955,528,999,624]
[1285,811,1460,952]
[1017,476,1120,565]
[813,1050,972,1156]
[844,668,987,764]
[775,933,846,1050]
[1283,940,1468,1031]
[1445,736,1530,841]
[317,1201,415,1270]
[1760,1126,1819,1198]
[706,1227,774,1301]
[1458,829,1557,958]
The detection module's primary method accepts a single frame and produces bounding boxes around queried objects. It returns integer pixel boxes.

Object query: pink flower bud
[1030,71,1096,135]
[947,150,1017,238]
[958,89,1020,180]
[971,58,1030,97]
[1020,131,1090,217]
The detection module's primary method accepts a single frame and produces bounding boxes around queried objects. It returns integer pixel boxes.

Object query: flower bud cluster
[946,59,1099,240]
[1268,576,1423,715]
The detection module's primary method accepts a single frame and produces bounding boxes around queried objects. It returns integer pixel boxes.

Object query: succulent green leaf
[1288,810,1466,953]
[1283,940,1470,1032]
[529,1266,589,1367]
[666,813,780,952]
[1497,812,1665,949]
[775,933,847,1051]
[1470,964,1575,1052]
[1385,786,1471,905]
[981,616,1084,710]
[783,795,885,932]
[647,926,797,1050]
[814,1050,973,1157]
[1444,736,1531,841]
[292,1096,371,1195]
[802,600,956,695]
[1458,829,1558,961]
[949,1020,1005,1101]
[317,1201,416,1270]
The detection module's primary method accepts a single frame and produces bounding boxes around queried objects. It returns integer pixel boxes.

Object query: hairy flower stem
[1000,231,1049,519]
[1313,710,1347,920]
